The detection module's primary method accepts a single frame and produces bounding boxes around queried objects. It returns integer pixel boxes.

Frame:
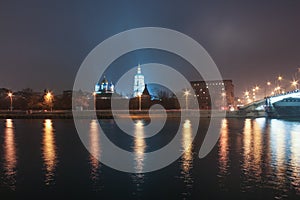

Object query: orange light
[184,90,190,96]
[292,80,298,87]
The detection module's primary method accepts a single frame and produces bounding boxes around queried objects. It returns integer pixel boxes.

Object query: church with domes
[94,76,114,94]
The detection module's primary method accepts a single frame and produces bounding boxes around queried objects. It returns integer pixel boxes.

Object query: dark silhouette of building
[130,84,151,110]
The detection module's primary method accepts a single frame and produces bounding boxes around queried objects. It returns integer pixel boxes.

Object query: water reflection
[89,119,101,188]
[218,119,229,176]
[3,119,17,190]
[239,118,300,197]
[241,118,264,189]
[180,119,194,198]
[290,122,300,191]
[270,120,286,185]
[131,120,146,196]
[269,119,300,196]
[42,119,57,185]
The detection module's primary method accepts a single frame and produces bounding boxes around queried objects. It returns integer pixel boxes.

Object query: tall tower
[133,64,145,97]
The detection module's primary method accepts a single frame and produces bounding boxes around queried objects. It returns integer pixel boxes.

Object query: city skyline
[0,1,300,97]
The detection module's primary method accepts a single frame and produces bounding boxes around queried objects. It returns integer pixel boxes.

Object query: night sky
[1,0,300,97]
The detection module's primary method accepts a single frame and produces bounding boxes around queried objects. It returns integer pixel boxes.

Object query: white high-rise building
[133,64,145,97]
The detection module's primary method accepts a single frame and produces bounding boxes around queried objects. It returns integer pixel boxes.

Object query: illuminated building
[190,80,235,109]
[94,76,114,94]
[133,64,145,97]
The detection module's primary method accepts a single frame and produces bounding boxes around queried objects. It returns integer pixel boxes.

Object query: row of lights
[5,91,53,111]
[244,75,299,103]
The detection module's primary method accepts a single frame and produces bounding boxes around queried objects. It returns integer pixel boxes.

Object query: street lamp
[252,88,256,101]
[45,91,53,112]
[254,86,260,99]
[8,92,13,111]
[138,94,141,111]
[184,90,190,110]
[277,76,283,93]
[93,92,97,110]
[266,82,271,97]
[275,86,281,95]
[291,80,298,90]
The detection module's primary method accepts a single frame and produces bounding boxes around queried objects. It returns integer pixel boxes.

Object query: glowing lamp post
[292,80,298,90]
[138,94,141,111]
[8,92,13,111]
[222,92,226,109]
[184,90,190,110]
[45,91,53,112]
[266,81,271,97]
[277,76,283,93]
[93,92,97,110]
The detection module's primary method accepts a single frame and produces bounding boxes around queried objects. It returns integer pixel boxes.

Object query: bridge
[238,89,300,117]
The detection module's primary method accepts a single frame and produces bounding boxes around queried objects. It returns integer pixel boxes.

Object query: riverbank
[0,110,265,119]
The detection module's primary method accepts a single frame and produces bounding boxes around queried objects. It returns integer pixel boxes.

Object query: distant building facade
[190,80,235,109]
[133,64,145,97]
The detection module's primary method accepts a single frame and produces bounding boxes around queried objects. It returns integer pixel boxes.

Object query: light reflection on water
[89,119,101,189]
[218,118,229,190]
[3,119,17,190]
[270,120,287,190]
[179,119,194,198]
[242,118,264,185]
[218,119,229,175]
[131,120,147,196]
[290,122,300,191]
[219,118,300,199]
[268,119,300,198]
[42,119,57,186]
[0,118,300,198]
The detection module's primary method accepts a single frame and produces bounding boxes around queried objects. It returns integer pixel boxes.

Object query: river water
[0,118,300,199]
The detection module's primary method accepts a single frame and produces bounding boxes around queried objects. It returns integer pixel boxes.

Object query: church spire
[137,63,141,74]
[133,63,145,97]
